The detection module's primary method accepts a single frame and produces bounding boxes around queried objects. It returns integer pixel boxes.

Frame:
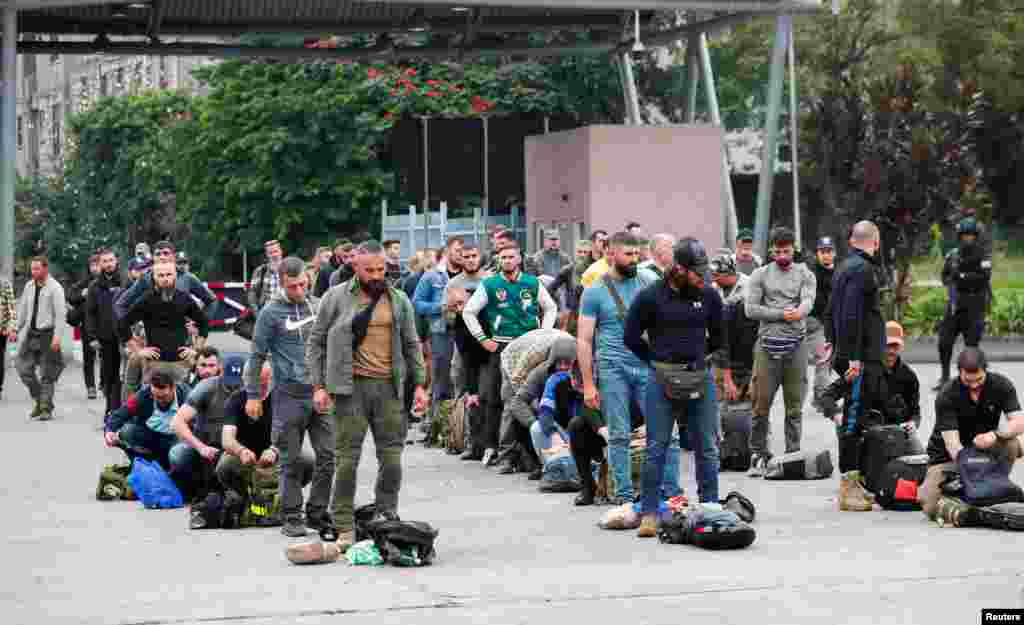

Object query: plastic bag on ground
[346,539,385,566]
[598,503,639,530]
[127,458,184,509]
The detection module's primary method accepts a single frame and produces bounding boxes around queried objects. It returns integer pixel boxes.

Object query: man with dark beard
[463,240,558,466]
[120,260,208,394]
[575,232,681,506]
[86,249,125,414]
[307,241,427,553]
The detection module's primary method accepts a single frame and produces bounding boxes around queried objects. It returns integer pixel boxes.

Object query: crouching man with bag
[211,362,314,528]
[920,348,1024,520]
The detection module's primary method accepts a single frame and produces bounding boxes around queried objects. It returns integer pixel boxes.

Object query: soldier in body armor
[934,218,992,391]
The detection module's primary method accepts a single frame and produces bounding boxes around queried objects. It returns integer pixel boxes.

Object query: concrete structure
[16,43,211,178]
[525,124,725,251]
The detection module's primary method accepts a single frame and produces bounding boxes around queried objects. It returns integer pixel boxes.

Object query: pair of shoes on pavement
[30,400,54,421]
[481,448,499,467]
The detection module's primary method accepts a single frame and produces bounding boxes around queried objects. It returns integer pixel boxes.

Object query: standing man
[328,242,358,290]
[580,230,611,288]
[413,236,464,442]
[114,241,215,321]
[731,228,764,276]
[248,240,285,315]
[382,240,406,287]
[463,240,558,466]
[86,249,124,414]
[307,241,428,552]
[68,254,101,399]
[245,257,332,538]
[624,238,725,537]
[638,233,676,280]
[528,229,571,281]
[15,257,67,421]
[805,236,837,413]
[744,227,817,477]
[823,220,887,486]
[934,217,992,390]
[0,273,16,400]
[576,232,680,506]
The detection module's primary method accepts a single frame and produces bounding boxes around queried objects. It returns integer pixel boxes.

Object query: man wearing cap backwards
[804,237,837,414]
[745,227,817,477]
[819,320,923,510]
[732,228,764,276]
[934,217,992,390]
[625,237,726,538]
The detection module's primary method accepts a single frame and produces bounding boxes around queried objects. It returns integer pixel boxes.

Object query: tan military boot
[838,471,874,512]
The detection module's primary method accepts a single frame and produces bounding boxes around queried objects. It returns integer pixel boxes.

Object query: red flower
[426,80,439,86]
[389,89,398,96]
[471,95,495,113]
[368,68,381,79]
[405,68,417,77]
[425,91,442,97]
[383,112,394,120]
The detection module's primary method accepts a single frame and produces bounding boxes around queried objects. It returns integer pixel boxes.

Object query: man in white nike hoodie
[244,256,332,539]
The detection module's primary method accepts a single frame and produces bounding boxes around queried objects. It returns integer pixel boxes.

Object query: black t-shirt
[927,372,1020,465]
[223,389,274,454]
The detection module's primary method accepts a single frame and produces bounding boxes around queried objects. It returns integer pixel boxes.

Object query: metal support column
[788,22,802,247]
[753,13,791,259]
[1,7,16,283]
[685,37,700,123]
[698,32,739,247]
[618,51,642,125]
[421,117,429,250]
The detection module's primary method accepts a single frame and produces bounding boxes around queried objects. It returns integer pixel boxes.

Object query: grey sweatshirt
[245,291,319,395]
[744,261,816,340]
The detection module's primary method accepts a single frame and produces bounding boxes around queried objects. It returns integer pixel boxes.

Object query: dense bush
[903,287,1024,336]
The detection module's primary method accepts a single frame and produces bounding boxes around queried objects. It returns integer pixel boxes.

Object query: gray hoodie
[245,290,319,395]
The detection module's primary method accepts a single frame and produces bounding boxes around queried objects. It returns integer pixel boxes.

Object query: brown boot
[838,471,873,512]
[637,515,658,538]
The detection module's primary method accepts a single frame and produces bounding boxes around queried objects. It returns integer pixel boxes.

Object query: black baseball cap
[816,236,835,250]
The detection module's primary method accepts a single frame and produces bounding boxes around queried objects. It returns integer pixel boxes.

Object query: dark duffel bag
[860,425,922,494]
[978,502,1024,531]
[874,454,928,511]
[764,449,833,480]
[720,405,752,472]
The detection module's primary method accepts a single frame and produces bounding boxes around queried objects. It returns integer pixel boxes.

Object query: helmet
[956,218,979,236]
[673,237,709,275]
[710,252,736,276]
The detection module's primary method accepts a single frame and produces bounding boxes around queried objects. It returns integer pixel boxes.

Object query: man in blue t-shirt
[576,231,681,506]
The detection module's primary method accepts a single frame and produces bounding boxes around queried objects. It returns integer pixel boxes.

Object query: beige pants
[920,435,1024,519]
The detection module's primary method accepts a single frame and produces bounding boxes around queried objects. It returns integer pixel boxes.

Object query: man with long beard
[307,241,427,552]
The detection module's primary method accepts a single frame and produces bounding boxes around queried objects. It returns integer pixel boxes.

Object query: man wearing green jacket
[306,240,427,552]
[462,240,558,467]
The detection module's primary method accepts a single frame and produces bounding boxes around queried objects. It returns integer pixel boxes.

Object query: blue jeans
[118,423,198,479]
[600,360,681,501]
[529,420,570,457]
[430,333,454,404]
[642,370,719,514]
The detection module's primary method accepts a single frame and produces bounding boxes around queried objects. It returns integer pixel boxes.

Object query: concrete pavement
[4,337,1024,625]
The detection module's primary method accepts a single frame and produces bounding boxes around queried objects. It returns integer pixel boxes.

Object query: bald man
[823,221,888,500]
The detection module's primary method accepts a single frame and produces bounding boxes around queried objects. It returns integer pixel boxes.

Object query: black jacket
[713,287,758,375]
[821,356,922,428]
[824,249,884,365]
[86,272,123,341]
[810,261,834,320]
[120,286,209,361]
[624,282,725,366]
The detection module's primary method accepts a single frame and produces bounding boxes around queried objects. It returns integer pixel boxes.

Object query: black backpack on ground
[189,490,244,530]
[955,447,1024,507]
[720,407,752,472]
[364,519,439,567]
[657,508,756,550]
[978,502,1024,531]
[874,454,928,511]
[860,424,923,494]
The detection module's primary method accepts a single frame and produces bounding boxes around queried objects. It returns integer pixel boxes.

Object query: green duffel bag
[96,463,137,501]
[241,466,282,528]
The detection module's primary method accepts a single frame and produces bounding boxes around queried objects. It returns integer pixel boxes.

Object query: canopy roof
[10,0,822,57]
